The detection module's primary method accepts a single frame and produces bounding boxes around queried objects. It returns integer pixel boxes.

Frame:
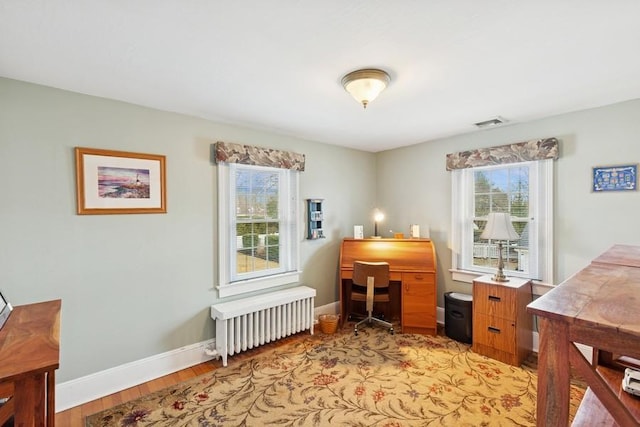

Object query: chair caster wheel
[389,328,394,335]
[354,329,359,336]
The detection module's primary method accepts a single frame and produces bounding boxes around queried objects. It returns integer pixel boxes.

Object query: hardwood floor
[54,326,580,425]
[54,332,306,425]
[55,359,221,425]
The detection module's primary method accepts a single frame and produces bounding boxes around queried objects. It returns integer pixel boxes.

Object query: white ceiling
[2,1,640,152]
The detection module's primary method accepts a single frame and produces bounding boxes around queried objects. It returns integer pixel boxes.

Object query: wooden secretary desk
[338,238,437,335]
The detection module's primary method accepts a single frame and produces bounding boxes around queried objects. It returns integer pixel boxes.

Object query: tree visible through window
[452,159,553,283]
[234,167,281,276]
[472,166,530,273]
[218,162,300,297]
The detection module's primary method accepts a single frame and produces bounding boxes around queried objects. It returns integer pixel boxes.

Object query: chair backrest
[352,261,390,288]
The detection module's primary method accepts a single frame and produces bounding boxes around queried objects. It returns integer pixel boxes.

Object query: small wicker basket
[318,314,339,334]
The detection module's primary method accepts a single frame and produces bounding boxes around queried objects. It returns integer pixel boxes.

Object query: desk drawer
[473,313,516,354]
[473,282,516,320]
[402,272,433,283]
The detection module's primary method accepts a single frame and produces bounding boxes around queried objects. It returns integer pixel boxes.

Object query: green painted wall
[376,99,640,304]
[0,77,376,382]
[3,75,639,383]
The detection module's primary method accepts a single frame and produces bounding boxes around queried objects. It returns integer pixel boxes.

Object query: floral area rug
[85,327,585,426]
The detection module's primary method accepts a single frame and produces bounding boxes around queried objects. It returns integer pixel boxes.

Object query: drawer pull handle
[488,295,501,302]
[488,326,501,334]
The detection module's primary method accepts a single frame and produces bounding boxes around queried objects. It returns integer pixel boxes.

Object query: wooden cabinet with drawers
[472,275,533,366]
[401,272,436,335]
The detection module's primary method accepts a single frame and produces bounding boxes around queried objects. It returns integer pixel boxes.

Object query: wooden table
[0,299,61,427]
[527,245,640,426]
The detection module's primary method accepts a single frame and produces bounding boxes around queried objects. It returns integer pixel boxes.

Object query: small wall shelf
[306,199,324,239]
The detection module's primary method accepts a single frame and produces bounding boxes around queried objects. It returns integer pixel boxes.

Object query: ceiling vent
[474,116,508,129]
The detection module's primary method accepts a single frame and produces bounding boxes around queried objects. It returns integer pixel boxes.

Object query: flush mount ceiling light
[341,68,390,109]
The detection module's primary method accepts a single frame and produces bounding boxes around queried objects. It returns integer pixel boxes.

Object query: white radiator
[210,286,316,366]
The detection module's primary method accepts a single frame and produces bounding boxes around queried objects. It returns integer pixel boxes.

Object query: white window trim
[217,163,301,298]
[450,159,554,285]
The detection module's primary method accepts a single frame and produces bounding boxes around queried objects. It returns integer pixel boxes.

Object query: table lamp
[480,212,520,282]
[372,209,384,238]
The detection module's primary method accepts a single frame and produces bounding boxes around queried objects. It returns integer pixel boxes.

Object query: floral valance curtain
[445,137,559,171]
[214,141,306,171]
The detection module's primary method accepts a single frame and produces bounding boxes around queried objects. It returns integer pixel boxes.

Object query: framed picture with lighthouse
[75,147,166,214]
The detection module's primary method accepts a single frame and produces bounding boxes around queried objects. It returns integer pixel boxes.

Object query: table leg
[47,370,55,427]
[536,317,570,426]
[339,279,347,327]
[14,372,46,426]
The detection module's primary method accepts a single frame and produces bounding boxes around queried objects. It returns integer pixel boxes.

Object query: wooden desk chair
[350,261,394,335]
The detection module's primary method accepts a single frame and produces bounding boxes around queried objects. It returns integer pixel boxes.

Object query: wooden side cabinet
[472,275,532,366]
[401,272,437,335]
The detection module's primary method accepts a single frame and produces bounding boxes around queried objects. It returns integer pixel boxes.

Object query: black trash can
[444,292,473,344]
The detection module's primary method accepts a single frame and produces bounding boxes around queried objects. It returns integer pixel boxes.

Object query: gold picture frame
[75,147,167,215]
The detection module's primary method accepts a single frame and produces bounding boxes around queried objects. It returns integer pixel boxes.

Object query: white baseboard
[57,303,339,413]
[56,338,217,412]
[315,301,339,318]
[57,301,591,413]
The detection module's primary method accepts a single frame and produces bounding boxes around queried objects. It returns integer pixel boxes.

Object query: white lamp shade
[342,69,390,108]
[480,212,519,241]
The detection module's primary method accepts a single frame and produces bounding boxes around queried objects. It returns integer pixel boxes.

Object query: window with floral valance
[215,141,305,298]
[448,138,558,284]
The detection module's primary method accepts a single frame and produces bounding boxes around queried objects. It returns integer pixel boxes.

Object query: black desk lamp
[372,209,384,238]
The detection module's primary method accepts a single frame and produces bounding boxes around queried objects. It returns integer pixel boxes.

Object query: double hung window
[451,158,554,284]
[217,162,300,297]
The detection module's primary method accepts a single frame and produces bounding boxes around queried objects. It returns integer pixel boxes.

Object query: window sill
[449,268,554,296]
[449,268,483,284]
[217,271,301,298]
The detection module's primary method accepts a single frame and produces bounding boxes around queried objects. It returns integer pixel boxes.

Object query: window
[451,159,553,283]
[218,162,300,297]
